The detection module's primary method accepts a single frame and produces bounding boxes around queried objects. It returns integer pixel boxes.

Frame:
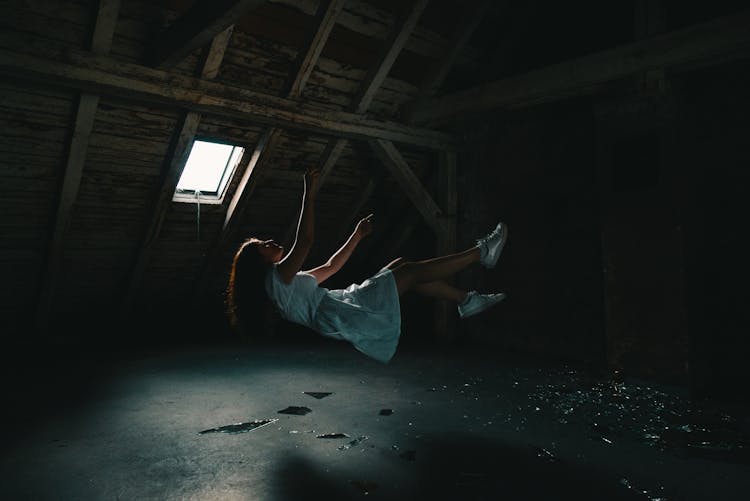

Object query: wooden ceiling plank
[349,0,429,114]
[407,8,750,125]
[223,128,282,233]
[121,27,235,316]
[0,47,453,149]
[305,0,430,246]
[284,0,348,98]
[222,0,347,242]
[268,0,481,66]
[368,138,444,236]
[147,0,266,68]
[35,0,121,333]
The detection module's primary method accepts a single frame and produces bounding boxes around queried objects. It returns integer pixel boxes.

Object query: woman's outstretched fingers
[304,167,321,191]
[355,213,374,238]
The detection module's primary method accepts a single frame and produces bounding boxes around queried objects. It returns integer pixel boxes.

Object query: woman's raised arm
[306,213,374,285]
[276,167,320,283]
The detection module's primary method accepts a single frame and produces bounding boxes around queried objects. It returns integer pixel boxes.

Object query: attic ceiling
[1,0,749,335]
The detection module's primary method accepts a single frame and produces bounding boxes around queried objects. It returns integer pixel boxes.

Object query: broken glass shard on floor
[303,392,333,399]
[338,435,369,450]
[278,406,312,415]
[199,418,277,435]
[317,433,350,439]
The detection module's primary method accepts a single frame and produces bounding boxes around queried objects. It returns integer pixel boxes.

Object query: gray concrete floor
[2,337,749,500]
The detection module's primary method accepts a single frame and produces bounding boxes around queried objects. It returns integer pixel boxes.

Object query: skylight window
[173,139,244,204]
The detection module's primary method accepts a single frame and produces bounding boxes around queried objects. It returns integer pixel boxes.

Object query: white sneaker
[457,291,506,319]
[476,221,508,268]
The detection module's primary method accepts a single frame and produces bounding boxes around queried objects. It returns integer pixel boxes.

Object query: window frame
[172,137,244,205]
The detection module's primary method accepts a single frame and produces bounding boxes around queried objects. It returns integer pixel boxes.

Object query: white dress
[265,264,402,363]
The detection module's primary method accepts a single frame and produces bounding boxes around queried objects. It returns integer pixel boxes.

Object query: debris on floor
[198,418,278,435]
[317,433,350,439]
[277,406,312,415]
[338,435,369,450]
[534,446,559,463]
[303,392,333,399]
[379,408,394,416]
[525,368,750,462]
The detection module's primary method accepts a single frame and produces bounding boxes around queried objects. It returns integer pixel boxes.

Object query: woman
[226,167,508,364]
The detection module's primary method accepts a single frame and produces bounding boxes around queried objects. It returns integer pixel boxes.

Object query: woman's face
[255,239,284,263]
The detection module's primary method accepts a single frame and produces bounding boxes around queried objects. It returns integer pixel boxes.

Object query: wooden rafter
[406,8,750,125]
[285,0,430,247]
[283,0,348,98]
[0,47,452,149]
[369,139,445,236]
[147,0,265,68]
[223,128,283,234]
[192,0,346,298]
[220,0,345,242]
[35,0,121,332]
[269,0,482,66]
[416,0,491,99]
[121,27,235,316]
[349,0,429,114]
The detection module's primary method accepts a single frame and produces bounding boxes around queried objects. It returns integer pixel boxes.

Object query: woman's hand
[304,167,321,193]
[354,213,374,239]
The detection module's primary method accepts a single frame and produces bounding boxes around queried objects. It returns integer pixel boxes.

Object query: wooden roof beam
[146,0,266,68]
[405,8,750,125]
[283,0,348,98]
[349,0,429,114]
[369,139,446,236]
[0,47,452,149]
[192,0,349,299]
[290,0,430,248]
[416,0,492,99]
[268,0,482,67]
[221,0,348,241]
[35,0,121,333]
[120,27,235,317]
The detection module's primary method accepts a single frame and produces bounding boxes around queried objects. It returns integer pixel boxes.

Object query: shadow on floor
[274,433,645,501]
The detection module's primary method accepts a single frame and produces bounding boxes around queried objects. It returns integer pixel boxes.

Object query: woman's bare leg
[413,281,468,303]
[390,246,480,295]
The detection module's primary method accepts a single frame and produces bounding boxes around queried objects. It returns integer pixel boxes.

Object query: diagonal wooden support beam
[35,0,121,333]
[121,27,234,317]
[147,0,265,68]
[417,0,491,99]
[223,128,283,235]
[349,0,429,114]
[405,8,750,125]
[369,139,445,236]
[223,0,346,243]
[298,0,431,248]
[283,0,348,98]
[192,0,350,302]
[0,47,453,149]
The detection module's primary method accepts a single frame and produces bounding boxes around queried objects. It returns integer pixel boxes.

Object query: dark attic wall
[452,57,750,403]
[452,101,605,373]
[591,59,750,403]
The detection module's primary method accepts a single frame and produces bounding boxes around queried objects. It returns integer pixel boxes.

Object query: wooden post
[435,150,457,343]
[35,0,121,334]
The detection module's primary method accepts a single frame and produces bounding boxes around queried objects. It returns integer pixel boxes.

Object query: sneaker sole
[458,293,507,318]
[484,222,508,269]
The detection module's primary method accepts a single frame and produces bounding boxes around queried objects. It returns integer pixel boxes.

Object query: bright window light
[173,139,244,204]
